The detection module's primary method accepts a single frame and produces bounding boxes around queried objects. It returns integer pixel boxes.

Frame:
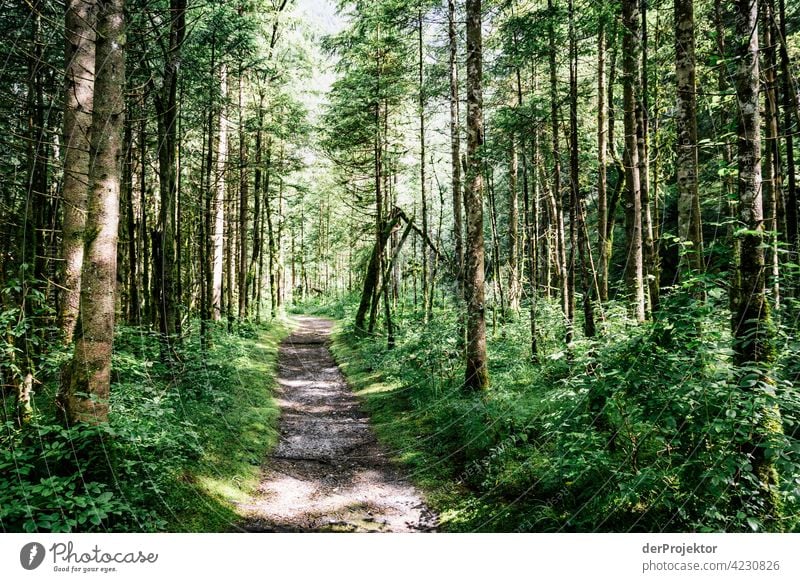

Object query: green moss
[160,319,290,531]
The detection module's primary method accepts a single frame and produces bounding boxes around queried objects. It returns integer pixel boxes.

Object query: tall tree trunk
[238,69,249,320]
[464,0,488,390]
[714,0,740,317]
[508,139,521,312]
[639,0,659,314]
[153,0,186,339]
[488,166,505,323]
[226,176,235,328]
[569,0,594,337]
[527,129,540,360]
[778,0,797,268]
[622,0,646,321]
[729,0,783,525]
[597,16,609,303]
[448,0,463,287]
[212,63,228,321]
[566,0,578,341]
[548,0,569,339]
[119,111,133,319]
[62,0,125,424]
[418,9,430,322]
[264,140,278,319]
[200,36,216,344]
[59,0,96,343]
[140,115,151,325]
[606,15,621,274]
[249,100,264,318]
[126,105,139,324]
[675,0,704,280]
[355,125,384,331]
[762,0,781,309]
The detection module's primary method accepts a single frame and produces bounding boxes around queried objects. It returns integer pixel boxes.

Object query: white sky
[295,0,345,37]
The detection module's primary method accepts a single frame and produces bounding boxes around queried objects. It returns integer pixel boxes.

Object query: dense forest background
[1,0,800,532]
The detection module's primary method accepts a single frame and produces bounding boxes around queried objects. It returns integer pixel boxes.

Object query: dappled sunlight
[355,381,401,396]
[237,317,435,532]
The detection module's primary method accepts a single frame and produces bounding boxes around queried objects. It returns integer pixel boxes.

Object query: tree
[152,0,187,339]
[674,0,703,279]
[212,63,228,321]
[61,0,125,424]
[729,0,783,525]
[464,0,488,390]
[622,0,645,322]
[448,0,463,287]
[547,0,569,340]
[59,0,96,343]
[597,11,608,303]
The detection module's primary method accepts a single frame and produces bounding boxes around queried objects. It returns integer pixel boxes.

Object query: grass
[314,290,800,532]
[155,319,291,531]
[327,307,529,532]
[0,317,291,533]
[330,326,484,531]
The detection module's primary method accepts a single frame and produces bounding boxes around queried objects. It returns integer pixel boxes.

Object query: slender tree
[448,0,463,286]
[547,0,569,337]
[729,0,783,524]
[153,0,186,339]
[777,0,797,262]
[622,0,646,321]
[464,0,488,390]
[597,14,609,303]
[418,8,430,322]
[212,63,228,320]
[59,0,96,343]
[675,0,704,279]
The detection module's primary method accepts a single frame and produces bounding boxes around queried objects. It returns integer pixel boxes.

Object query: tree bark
[508,139,521,312]
[153,0,186,339]
[264,139,278,319]
[761,0,781,309]
[639,0,659,313]
[569,0,594,337]
[59,0,96,343]
[597,16,609,303]
[729,0,783,525]
[62,0,125,424]
[238,68,249,320]
[448,0,463,287]
[548,0,569,337]
[777,0,797,267]
[622,0,646,321]
[249,98,264,318]
[418,9,430,322]
[567,0,579,340]
[212,63,228,321]
[675,0,704,279]
[464,0,488,390]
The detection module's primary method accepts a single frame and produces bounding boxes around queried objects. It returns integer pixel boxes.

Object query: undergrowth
[304,290,800,532]
[0,319,288,532]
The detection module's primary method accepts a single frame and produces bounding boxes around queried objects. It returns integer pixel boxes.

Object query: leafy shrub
[331,288,800,532]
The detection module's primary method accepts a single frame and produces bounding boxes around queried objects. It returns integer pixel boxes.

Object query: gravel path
[237,316,436,532]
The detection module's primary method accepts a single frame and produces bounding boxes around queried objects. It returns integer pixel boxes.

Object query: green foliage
[328,290,800,532]
[0,320,287,532]
[0,422,128,532]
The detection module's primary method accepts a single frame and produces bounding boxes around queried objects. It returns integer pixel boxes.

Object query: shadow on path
[237,316,436,532]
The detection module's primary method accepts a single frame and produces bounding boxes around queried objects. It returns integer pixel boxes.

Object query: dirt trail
[237,316,436,532]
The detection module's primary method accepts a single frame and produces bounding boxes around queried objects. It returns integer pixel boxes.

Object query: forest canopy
[1,0,799,533]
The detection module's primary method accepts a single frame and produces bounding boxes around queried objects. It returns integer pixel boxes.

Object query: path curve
[237,316,436,532]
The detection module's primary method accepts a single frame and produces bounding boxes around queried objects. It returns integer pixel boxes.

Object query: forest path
[236,316,436,532]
